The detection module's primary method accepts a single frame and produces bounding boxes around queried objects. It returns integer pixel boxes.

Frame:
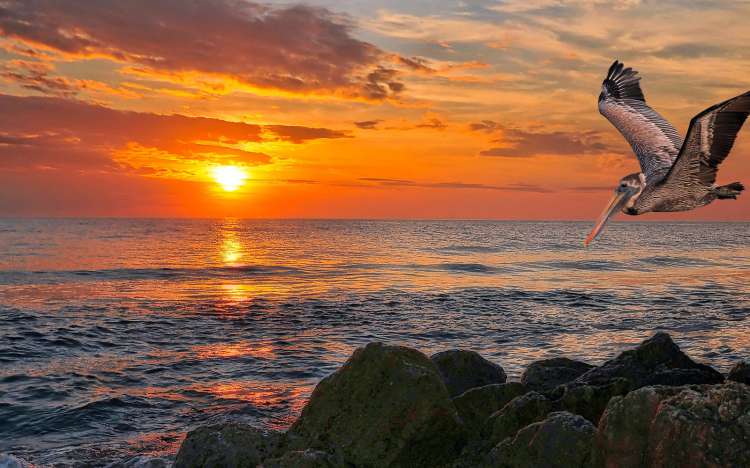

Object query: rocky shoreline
[3,332,749,467]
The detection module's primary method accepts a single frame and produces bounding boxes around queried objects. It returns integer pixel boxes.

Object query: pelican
[584,60,749,246]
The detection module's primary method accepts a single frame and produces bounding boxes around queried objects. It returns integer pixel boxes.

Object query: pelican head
[584,172,645,247]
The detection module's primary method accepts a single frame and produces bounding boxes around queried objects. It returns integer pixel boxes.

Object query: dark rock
[521,358,594,392]
[595,382,750,467]
[289,342,466,467]
[452,382,528,435]
[593,385,682,467]
[549,378,630,425]
[431,350,507,397]
[575,332,723,389]
[487,391,553,446]
[728,359,750,384]
[174,423,282,468]
[488,412,595,468]
[262,449,343,468]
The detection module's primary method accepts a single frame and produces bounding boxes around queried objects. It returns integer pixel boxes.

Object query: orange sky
[0,0,749,219]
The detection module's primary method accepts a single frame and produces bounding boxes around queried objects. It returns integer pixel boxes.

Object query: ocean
[1,219,749,465]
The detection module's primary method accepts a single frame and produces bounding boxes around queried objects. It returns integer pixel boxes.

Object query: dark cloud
[0,59,77,97]
[472,121,612,157]
[0,0,405,99]
[266,125,350,144]
[357,177,550,192]
[568,185,612,192]
[0,94,346,172]
[416,118,447,130]
[354,120,382,130]
[361,67,405,100]
[398,56,434,73]
[468,120,503,133]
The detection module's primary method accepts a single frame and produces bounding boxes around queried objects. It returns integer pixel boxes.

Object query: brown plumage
[585,60,748,246]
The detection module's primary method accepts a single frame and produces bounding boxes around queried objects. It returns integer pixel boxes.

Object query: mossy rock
[431,350,507,397]
[289,342,466,467]
[174,423,282,468]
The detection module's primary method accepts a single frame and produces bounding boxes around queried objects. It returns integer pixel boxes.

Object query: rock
[488,411,596,468]
[452,382,528,435]
[728,359,750,384]
[487,391,553,446]
[431,350,507,397]
[105,456,170,468]
[595,382,750,467]
[289,342,466,467]
[575,332,723,389]
[593,385,682,467]
[0,454,29,468]
[174,422,282,468]
[262,449,343,468]
[521,358,594,392]
[549,378,630,425]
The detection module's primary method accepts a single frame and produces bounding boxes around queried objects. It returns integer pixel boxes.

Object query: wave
[0,265,303,285]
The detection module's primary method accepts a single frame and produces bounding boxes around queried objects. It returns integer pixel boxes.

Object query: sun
[211,165,248,192]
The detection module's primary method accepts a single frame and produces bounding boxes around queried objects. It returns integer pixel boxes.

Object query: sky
[1,0,749,219]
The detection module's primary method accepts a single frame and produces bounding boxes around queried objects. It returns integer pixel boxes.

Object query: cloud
[357,177,551,192]
[265,125,350,144]
[416,118,447,130]
[0,94,347,176]
[0,0,406,100]
[0,59,137,98]
[472,120,612,157]
[354,120,382,130]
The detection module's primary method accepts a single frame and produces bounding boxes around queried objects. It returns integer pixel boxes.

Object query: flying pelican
[584,60,749,246]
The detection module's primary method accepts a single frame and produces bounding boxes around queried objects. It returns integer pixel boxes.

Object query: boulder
[593,385,682,467]
[521,358,594,392]
[262,449,343,468]
[549,378,630,425]
[487,391,553,446]
[431,350,507,397]
[174,423,282,468]
[728,359,750,384]
[488,411,596,468]
[452,382,528,434]
[289,342,466,467]
[595,382,750,467]
[575,332,723,389]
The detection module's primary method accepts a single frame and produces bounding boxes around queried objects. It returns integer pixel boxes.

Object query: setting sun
[212,165,248,192]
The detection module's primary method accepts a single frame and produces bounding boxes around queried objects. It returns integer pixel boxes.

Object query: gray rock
[521,358,593,392]
[575,332,723,389]
[487,391,553,446]
[174,422,282,468]
[728,359,750,384]
[289,342,466,467]
[489,411,595,468]
[452,382,528,435]
[595,382,750,467]
[431,350,507,397]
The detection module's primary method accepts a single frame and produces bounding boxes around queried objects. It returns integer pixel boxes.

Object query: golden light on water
[211,165,248,192]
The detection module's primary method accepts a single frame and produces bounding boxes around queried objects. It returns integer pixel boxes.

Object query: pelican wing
[660,91,750,190]
[598,60,683,181]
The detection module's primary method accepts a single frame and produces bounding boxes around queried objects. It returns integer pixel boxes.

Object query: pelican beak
[584,191,626,247]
